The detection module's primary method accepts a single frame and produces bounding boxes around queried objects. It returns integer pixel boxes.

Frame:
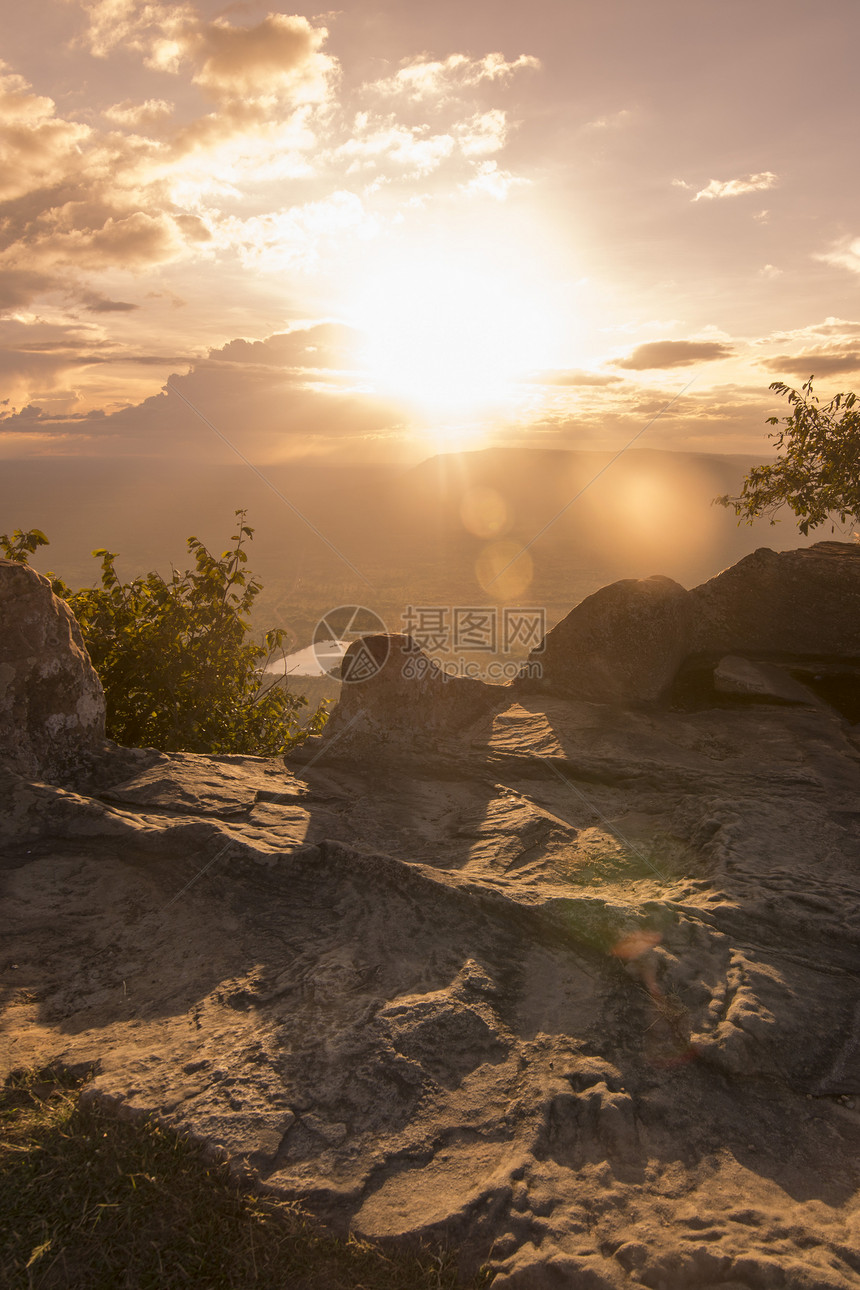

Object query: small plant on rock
[2,512,326,755]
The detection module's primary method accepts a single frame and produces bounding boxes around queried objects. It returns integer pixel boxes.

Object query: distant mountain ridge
[0,447,824,646]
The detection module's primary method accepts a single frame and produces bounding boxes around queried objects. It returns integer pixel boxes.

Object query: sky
[2,0,860,464]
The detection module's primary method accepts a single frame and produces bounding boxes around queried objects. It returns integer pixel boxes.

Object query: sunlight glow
[349,243,563,417]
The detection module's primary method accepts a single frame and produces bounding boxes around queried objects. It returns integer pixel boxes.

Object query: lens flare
[460,486,509,538]
[475,540,533,600]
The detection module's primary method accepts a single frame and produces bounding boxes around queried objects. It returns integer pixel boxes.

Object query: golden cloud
[816,236,860,276]
[104,99,175,129]
[209,324,360,370]
[526,369,623,387]
[615,340,734,370]
[371,53,539,100]
[761,349,860,378]
[190,14,332,102]
[0,67,92,202]
[691,172,778,202]
[26,211,186,271]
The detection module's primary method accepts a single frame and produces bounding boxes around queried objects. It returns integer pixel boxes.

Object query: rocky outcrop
[689,540,860,656]
[2,546,860,1288]
[522,574,693,704]
[712,654,819,703]
[0,560,105,785]
[311,632,506,752]
[525,542,860,705]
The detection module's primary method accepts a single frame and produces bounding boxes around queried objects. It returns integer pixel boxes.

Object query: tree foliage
[1,512,327,755]
[1,527,50,563]
[717,378,860,535]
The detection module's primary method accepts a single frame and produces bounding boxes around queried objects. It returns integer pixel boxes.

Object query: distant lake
[265,638,348,678]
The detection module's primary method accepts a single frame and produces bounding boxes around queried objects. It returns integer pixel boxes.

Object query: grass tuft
[0,1066,493,1289]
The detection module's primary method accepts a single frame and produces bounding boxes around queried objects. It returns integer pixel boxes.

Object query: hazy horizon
[2,445,832,661]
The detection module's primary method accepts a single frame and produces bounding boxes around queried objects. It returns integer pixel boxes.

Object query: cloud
[583,109,633,130]
[526,369,623,387]
[76,0,173,60]
[757,317,860,345]
[0,60,202,310]
[0,64,92,203]
[104,99,175,129]
[189,14,332,102]
[217,191,378,272]
[1,323,410,457]
[816,235,860,275]
[31,210,187,271]
[335,120,456,176]
[79,2,336,108]
[332,108,507,179]
[209,324,361,371]
[0,0,536,426]
[0,267,58,311]
[614,340,734,370]
[78,3,337,162]
[371,53,539,101]
[760,349,860,378]
[79,291,139,312]
[0,326,108,407]
[689,172,778,202]
[462,160,527,200]
[457,109,508,157]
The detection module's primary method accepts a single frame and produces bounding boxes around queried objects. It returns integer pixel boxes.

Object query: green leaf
[715,378,860,534]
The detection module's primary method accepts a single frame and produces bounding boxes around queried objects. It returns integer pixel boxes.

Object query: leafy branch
[717,377,860,536]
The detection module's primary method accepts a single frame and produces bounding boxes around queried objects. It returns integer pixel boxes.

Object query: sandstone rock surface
[690,541,860,657]
[712,655,818,703]
[524,541,860,706]
[317,632,505,750]
[523,574,692,704]
[0,559,105,784]
[2,549,860,1289]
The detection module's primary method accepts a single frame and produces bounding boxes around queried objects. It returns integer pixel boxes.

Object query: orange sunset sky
[2,0,859,463]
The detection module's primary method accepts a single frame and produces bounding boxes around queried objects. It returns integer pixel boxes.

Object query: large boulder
[690,541,860,657]
[523,543,860,708]
[306,633,505,753]
[0,560,105,785]
[524,574,694,704]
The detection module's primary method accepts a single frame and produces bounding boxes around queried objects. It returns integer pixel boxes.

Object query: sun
[347,239,563,415]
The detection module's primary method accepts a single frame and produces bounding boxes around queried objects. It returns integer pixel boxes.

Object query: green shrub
[1,512,327,755]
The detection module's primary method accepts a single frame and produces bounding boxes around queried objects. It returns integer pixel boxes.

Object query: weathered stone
[0,560,105,785]
[2,548,860,1288]
[690,541,860,657]
[713,655,819,703]
[308,632,505,751]
[523,574,693,704]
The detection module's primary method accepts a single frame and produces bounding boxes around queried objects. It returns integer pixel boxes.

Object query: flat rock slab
[98,752,304,817]
[713,655,821,704]
[2,693,860,1288]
